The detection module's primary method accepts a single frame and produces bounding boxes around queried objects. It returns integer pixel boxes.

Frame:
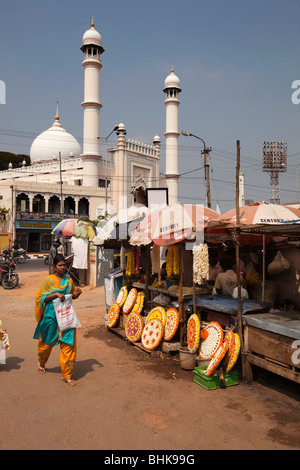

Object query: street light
[105,125,119,214]
[181,131,212,208]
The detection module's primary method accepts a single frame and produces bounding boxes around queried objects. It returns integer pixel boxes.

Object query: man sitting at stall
[214,254,239,296]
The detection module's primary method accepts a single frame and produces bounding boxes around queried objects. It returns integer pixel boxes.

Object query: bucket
[196,357,210,367]
[179,347,197,370]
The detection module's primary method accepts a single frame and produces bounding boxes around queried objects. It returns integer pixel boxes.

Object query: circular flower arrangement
[223,332,241,372]
[164,308,179,341]
[187,314,200,353]
[125,312,144,343]
[146,306,166,326]
[198,322,224,359]
[115,286,128,307]
[122,288,138,314]
[205,342,229,376]
[141,318,164,350]
[107,303,120,328]
[223,330,235,360]
[131,291,145,314]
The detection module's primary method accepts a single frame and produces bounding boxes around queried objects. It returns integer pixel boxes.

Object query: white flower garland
[120,246,126,271]
[152,244,161,275]
[193,243,209,285]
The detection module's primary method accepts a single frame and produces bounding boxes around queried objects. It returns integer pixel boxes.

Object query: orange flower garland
[107,303,120,328]
[122,288,138,314]
[125,312,144,343]
[164,308,179,341]
[141,318,164,350]
[115,286,128,307]
[187,314,200,353]
[205,342,229,376]
[131,291,145,314]
[146,306,166,326]
[198,322,223,359]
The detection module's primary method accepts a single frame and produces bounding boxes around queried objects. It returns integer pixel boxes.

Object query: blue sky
[1,0,300,212]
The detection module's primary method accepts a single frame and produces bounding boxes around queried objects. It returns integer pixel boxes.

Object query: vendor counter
[188,295,271,328]
[243,311,300,384]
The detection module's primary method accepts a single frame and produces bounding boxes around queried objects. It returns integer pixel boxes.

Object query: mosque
[0,21,181,253]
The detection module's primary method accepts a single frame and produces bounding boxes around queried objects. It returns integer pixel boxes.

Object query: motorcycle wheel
[17,254,26,264]
[2,273,19,289]
[44,256,49,265]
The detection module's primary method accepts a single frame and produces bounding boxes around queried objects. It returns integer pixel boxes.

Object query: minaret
[163,68,181,205]
[80,19,104,186]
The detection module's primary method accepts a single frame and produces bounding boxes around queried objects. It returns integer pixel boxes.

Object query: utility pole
[201,146,212,208]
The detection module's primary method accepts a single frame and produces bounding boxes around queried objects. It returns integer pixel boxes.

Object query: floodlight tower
[262,141,287,204]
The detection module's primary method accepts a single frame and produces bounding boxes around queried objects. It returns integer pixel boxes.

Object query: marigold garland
[131,291,145,314]
[115,286,128,307]
[164,308,179,341]
[125,312,144,343]
[126,251,136,277]
[141,318,164,350]
[223,332,241,372]
[166,246,180,279]
[187,314,201,353]
[152,244,161,275]
[107,303,120,328]
[146,306,166,326]
[122,288,138,314]
[120,246,126,271]
[205,342,229,376]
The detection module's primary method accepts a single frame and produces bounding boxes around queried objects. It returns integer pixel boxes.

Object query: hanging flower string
[120,246,126,271]
[166,246,180,279]
[126,251,136,277]
[135,248,140,275]
[193,243,209,285]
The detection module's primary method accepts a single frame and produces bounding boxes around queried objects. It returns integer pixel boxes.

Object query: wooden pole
[179,242,185,346]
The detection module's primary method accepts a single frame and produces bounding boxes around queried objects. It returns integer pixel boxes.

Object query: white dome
[30,116,82,162]
[81,21,104,52]
[163,69,181,92]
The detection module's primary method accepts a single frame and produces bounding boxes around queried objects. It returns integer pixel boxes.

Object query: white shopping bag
[53,294,81,333]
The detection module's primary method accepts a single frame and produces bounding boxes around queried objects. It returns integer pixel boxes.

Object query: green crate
[194,366,239,390]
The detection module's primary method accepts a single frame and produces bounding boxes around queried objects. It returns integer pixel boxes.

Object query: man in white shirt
[214,255,238,296]
[71,236,88,286]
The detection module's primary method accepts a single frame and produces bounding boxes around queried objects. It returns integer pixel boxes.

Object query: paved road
[1,267,300,451]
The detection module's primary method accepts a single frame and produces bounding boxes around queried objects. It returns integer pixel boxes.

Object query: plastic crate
[194,365,239,390]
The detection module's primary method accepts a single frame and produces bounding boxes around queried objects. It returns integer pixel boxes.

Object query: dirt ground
[0,261,300,451]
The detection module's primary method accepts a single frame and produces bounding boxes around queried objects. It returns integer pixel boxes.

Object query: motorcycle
[1,248,26,264]
[0,258,19,289]
[44,255,49,265]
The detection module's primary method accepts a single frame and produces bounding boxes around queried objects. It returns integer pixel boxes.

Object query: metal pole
[105,125,119,215]
[59,151,63,217]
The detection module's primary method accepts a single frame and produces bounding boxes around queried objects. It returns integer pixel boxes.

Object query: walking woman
[33,254,82,386]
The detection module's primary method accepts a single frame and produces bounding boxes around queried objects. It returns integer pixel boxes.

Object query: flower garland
[115,286,128,307]
[187,314,201,353]
[222,333,241,372]
[125,312,144,343]
[198,321,223,359]
[152,244,161,275]
[205,342,229,376]
[141,318,164,350]
[131,292,145,314]
[193,243,209,285]
[120,246,126,271]
[122,288,138,314]
[166,246,180,279]
[164,308,179,341]
[126,251,136,277]
[146,306,166,326]
[107,303,120,328]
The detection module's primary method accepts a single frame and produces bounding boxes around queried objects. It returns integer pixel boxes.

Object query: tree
[0,151,30,171]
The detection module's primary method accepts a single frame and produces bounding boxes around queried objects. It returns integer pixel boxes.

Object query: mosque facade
[0,21,181,253]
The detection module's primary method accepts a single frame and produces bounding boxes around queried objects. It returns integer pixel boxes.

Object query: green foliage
[0,151,31,171]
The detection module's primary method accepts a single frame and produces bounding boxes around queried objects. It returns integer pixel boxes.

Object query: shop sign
[16,220,58,230]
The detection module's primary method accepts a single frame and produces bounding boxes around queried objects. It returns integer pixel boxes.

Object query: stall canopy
[93,204,150,246]
[130,203,219,246]
[52,218,97,239]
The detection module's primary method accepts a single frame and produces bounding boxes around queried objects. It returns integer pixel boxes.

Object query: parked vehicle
[0,258,19,289]
[44,255,49,265]
[1,248,26,264]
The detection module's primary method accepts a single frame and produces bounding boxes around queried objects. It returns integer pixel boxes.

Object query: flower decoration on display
[166,246,180,279]
[115,286,128,307]
[125,312,144,343]
[152,244,161,275]
[146,306,166,326]
[164,308,179,341]
[187,314,200,353]
[223,330,235,362]
[193,244,209,285]
[126,251,136,277]
[222,333,240,372]
[0,325,10,350]
[122,288,138,314]
[135,248,140,275]
[141,318,164,350]
[205,342,229,376]
[131,291,145,314]
[107,303,120,328]
[120,246,126,271]
[198,322,223,359]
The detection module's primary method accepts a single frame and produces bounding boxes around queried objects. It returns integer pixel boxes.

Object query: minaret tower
[163,68,181,205]
[80,19,104,186]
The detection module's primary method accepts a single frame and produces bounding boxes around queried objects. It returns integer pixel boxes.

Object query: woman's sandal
[38,365,46,374]
[62,377,77,387]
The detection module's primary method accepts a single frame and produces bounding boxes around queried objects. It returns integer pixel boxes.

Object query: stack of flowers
[193,244,209,285]
[151,244,161,275]
[126,251,136,277]
[166,246,180,279]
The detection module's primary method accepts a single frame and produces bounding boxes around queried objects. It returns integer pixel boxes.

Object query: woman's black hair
[53,254,66,266]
